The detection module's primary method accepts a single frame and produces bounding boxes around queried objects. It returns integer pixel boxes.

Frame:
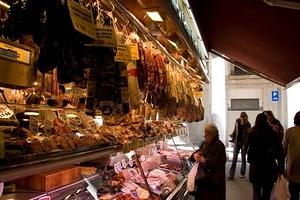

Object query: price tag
[44,120,53,136]
[0,105,14,119]
[114,44,131,62]
[67,0,96,39]
[121,159,127,168]
[114,162,123,173]
[29,116,39,134]
[130,43,139,60]
[128,160,134,167]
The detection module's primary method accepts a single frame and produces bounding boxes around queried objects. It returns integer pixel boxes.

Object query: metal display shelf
[0,145,119,182]
[165,177,188,200]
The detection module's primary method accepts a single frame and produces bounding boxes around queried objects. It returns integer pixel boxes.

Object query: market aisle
[226,155,252,200]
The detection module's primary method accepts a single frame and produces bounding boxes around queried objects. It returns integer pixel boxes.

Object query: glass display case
[0,121,192,200]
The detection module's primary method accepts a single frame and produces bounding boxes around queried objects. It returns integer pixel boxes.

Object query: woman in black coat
[247,113,284,200]
[190,123,227,200]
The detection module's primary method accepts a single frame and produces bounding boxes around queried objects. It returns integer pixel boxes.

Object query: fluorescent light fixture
[0,1,10,11]
[146,11,163,22]
[94,118,103,127]
[168,39,179,49]
[66,113,77,118]
[76,132,84,137]
[24,111,39,116]
[22,119,29,121]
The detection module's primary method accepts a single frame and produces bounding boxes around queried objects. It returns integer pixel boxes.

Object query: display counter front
[0,132,193,200]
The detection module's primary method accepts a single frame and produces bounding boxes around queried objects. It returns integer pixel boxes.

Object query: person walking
[283,111,300,200]
[190,123,227,200]
[228,112,251,179]
[247,113,284,200]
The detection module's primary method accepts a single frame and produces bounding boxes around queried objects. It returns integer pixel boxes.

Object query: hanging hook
[104,0,115,13]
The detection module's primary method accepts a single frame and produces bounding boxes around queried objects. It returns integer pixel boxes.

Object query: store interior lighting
[146,11,163,22]
[0,1,10,11]
[24,111,39,116]
[66,113,78,118]
[168,39,179,49]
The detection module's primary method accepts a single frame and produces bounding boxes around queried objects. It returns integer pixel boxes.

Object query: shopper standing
[228,112,251,179]
[247,113,284,200]
[190,123,226,200]
[264,110,284,143]
[283,111,300,200]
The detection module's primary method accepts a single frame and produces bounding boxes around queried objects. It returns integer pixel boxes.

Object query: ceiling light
[24,111,39,116]
[146,11,163,22]
[0,1,10,11]
[66,113,77,118]
[168,39,179,49]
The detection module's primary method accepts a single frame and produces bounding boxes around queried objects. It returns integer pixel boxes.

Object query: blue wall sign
[272,91,279,102]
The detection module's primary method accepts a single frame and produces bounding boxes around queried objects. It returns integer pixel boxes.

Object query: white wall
[287,82,300,127]
[210,57,226,143]
[225,65,287,146]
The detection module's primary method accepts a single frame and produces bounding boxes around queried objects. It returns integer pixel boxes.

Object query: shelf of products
[0,0,206,198]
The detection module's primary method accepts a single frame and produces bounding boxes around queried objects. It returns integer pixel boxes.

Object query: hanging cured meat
[126,61,140,110]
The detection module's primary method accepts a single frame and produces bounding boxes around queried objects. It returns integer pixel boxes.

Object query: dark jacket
[191,137,226,200]
[247,125,285,184]
[270,118,284,143]
[231,119,251,146]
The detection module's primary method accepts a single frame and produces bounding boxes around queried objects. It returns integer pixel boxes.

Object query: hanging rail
[107,0,203,82]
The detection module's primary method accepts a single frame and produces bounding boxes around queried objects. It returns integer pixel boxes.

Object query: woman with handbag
[190,123,227,200]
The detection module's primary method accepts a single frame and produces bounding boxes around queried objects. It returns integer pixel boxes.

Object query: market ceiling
[189,0,300,87]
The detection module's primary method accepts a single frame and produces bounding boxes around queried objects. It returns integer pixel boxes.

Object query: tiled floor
[226,162,252,200]
[226,145,252,200]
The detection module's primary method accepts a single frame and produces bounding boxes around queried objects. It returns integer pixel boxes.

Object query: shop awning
[189,0,300,86]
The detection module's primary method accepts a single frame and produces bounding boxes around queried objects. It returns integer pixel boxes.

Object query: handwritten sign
[130,43,139,60]
[86,11,117,48]
[67,0,96,39]
[114,44,131,62]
